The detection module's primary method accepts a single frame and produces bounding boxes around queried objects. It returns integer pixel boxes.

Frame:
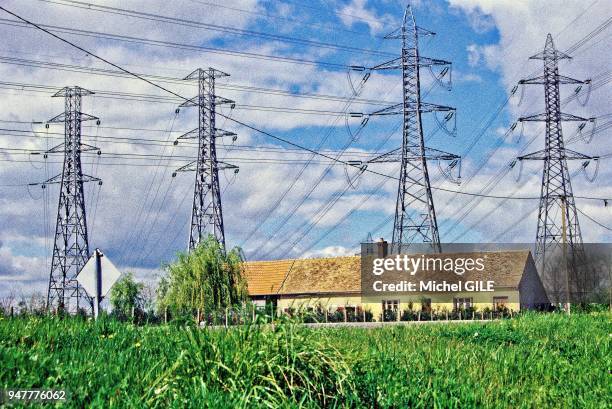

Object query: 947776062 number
[1,389,68,403]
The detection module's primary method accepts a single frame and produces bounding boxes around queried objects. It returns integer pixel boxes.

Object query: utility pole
[517,34,597,308]
[173,68,238,252]
[31,86,102,313]
[361,5,460,253]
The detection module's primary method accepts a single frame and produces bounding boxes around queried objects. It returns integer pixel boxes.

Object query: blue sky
[0,0,610,297]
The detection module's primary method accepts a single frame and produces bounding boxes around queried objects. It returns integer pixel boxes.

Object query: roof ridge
[246,255,360,263]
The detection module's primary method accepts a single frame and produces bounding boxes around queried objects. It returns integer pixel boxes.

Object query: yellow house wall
[362,290,520,319]
[275,290,520,320]
[277,295,362,312]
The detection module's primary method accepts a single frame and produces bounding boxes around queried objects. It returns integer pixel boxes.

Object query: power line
[282,5,612,252]
[0,17,352,69]
[36,0,395,57]
[0,126,389,156]
[186,0,375,38]
[0,80,389,116]
[265,0,388,26]
[0,55,400,105]
[437,71,611,236]
[3,4,608,207]
[576,207,611,231]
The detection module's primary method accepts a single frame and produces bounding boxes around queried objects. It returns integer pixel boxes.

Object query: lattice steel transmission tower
[31,86,102,313]
[364,5,460,253]
[517,34,596,304]
[173,68,238,252]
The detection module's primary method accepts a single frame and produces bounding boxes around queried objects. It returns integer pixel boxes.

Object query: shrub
[157,235,247,317]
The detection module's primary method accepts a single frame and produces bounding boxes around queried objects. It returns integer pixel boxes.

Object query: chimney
[377,238,388,258]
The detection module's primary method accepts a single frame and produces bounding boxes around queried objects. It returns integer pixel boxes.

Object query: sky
[0,0,610,298]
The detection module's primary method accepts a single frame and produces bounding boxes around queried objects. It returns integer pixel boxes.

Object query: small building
[244,249,548,319]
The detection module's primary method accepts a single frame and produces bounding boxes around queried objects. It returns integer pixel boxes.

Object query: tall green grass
[0,313,609,408]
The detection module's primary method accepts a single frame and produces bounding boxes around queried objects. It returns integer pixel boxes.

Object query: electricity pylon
[173,68,238,252]
[362,5,460,253]
[31,86,102,313]
[517,34,597,306]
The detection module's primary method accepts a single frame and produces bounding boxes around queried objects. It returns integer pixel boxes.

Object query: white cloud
[336,0,396,34]
[466,44,481,66]
[302,245,356,259]
[445,0,612,243]
[0,0,609,299]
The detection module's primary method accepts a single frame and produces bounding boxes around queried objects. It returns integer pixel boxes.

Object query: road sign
[77,250,121,297]
[76,249,122,318]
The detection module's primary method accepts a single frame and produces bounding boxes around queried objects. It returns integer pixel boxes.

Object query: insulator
[42,184,46,189]
[511,85,518,95]
[582,158,599,183]
[434,110,456,137]
[234,168,239,174]
[175,108,180,114]
[45,123,49,129]
[172,172,177,178]
[232,135,238,142]
[514,121,525,143]
[512,159,523,182]
[346,69,362,96]
[578,123,586,131]
[97,150,101,156]
[576,80,592,106]
[510,122,517,132]
[43,154,48,159]
[96,119,101,126]
[173,140,179,146]
[344,164,362,189]
[230,103,236,109]
[517,83,525,106]
[428,65,451,90]
[437,159,461,185]
[98,181,103,186]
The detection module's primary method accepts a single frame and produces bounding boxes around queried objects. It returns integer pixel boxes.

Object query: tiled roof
[244,256,360,296]
[243,259,295,295]
[244,251,534,296]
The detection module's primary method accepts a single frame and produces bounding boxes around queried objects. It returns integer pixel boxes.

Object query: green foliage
[0,312,609,407]
[109,272,144,318]
[157,235,247,315]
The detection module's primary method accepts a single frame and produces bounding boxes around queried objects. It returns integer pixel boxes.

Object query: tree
[110,272,144,317]
[157,235,247,314]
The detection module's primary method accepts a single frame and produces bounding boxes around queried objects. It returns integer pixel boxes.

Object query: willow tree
[158,235,248,314]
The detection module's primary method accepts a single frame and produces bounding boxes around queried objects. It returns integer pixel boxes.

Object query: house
[243,245,549,319]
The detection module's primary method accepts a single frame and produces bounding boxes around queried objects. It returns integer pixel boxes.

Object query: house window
[382,300,399,312]
[454,297,472,310]
[421,298,432,312]
[493,296,508,310]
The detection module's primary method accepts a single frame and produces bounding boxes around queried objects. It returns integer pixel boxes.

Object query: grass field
[1,312,610,408]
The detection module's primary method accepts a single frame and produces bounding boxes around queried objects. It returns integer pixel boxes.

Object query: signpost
[76,249,122,318]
